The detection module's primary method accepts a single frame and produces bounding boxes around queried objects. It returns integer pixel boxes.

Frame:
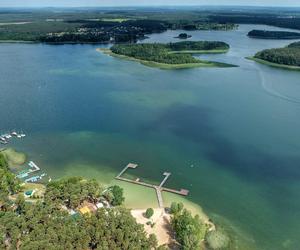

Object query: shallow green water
[1,24,300,249]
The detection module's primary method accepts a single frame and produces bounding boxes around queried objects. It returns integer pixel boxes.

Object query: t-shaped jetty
[115,163,189,208]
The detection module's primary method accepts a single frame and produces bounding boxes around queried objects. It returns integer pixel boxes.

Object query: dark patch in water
[146,104,300,182]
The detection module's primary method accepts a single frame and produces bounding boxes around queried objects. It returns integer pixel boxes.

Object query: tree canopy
[0,167,158,249]
[0,153,21,202]
[254,45,300,67]
[110,185,125,206]
[44,177,104,209]
[0,202,157,250]
[170,202,207,250]
[248,30,300,39]
[110,41,229,65]
[145,208,154,219]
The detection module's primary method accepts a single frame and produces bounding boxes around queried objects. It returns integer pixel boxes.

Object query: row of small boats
[0,131,26,144]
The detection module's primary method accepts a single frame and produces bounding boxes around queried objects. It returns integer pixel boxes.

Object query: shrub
[145,208,154,219]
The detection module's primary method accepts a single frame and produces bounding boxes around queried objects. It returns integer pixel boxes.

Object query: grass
[23,183,46,197]
[97,48,236,70]
[9,182,46,202]
[247,56,300,71]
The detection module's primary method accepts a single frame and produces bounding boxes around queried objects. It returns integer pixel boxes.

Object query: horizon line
[1,5,300,8]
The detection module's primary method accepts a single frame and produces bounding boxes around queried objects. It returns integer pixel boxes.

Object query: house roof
[79,206,90,214]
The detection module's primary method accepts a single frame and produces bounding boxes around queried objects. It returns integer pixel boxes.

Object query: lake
[1,24,300,249]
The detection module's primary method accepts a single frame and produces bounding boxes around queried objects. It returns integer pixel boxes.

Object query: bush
[145,208,154,219]
[110,185,124,206]
[170,203,207,249]
[170,202,183,215]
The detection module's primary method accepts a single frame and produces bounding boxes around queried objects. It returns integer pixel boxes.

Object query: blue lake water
[1,24,300,249]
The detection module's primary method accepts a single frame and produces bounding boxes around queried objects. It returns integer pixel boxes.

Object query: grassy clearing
[247,57,300,71]
[97,48,236,69]
[23,182,46,196]
[9,182,46,202]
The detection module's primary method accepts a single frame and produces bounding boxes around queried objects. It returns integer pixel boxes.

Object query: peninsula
[248,41,300,70]
[98,41,235,69]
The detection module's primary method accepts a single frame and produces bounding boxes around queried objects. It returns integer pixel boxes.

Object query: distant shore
[247,56,300,71]
[0,40,112,45]
[0,40,36,44]
[97,48,236,70]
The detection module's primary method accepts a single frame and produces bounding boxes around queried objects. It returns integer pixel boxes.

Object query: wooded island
[248,30,300,39]
[249,41,300,70]
[99,41,234,69]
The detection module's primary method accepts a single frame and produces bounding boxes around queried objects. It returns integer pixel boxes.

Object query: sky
[1,0,300,8]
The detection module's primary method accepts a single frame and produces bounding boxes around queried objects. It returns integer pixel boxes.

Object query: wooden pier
[115,163,189,208]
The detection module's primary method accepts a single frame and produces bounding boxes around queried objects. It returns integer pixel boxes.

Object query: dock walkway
[115,163,189,208]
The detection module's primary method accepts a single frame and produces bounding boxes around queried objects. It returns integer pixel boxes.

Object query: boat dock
[115,163,189,208]
[16,161,49,183]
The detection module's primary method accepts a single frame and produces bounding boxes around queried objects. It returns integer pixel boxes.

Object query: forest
[248,29,300,39]
[2,7,300,43]
[288,41,300,48]
[210,12,300,30]
[254,42,300,67]
[168,41,229,51]
[110,41,229,65]
[111,43,200,64]
[0,9,238,43]
[1,7,300,43]
[0,154,157,250]
[0,153,21,202]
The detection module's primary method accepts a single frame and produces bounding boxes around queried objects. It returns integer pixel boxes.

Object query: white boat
[4,134,11,139]
[11,132,18,136]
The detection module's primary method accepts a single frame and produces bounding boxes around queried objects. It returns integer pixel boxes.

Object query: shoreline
[0,40,37,44]
[2,142,246,249]
[97,48,236,69]
[2,145,212,219]
[247,56,300,71]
